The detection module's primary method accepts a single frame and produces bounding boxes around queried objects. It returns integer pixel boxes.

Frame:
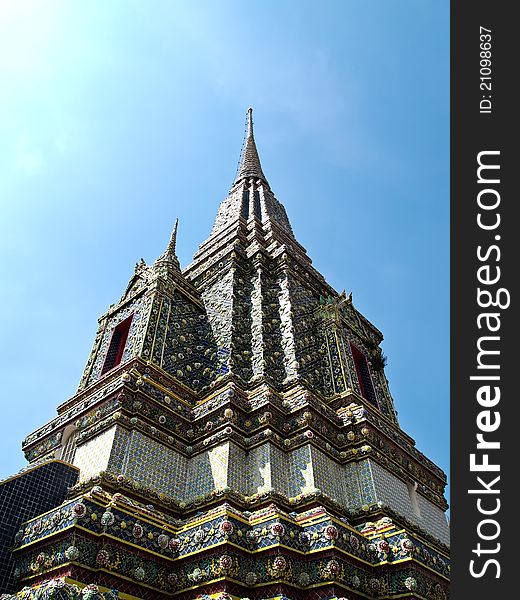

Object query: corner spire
[234,107,267,185]
[155,218,180,271]
[167,217,179,257]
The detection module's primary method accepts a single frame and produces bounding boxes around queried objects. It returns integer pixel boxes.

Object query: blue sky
[0,0,449,499]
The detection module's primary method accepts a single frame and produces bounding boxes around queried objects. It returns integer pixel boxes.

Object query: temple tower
[1,110,449,600]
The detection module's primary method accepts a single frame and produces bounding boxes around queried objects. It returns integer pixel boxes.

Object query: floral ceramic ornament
[219,554,233,571]
[72,503,87,519]
[404,576,418,591]
[81,584,100,599]
[272,556,287,572]
[65,545,80,561]
[400,537,414,554]
[157,534,169,549]
[270,522,286,537]
[324,525,338,540]
[326,559,340,577]
[349,533,360,550]
[220,520,234,536]
[132,523,144,538]
[96,549,109,566]
[100,511,115,527]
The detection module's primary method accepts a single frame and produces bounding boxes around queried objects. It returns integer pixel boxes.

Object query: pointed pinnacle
[234,107,267,184]
[155,218,180,270]
[166,218,179,257]
[247,107,253,137]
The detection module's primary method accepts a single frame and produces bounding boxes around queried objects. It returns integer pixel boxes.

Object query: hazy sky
[0,0,449,498]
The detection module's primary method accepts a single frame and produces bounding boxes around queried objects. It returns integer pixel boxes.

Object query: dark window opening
[241,188,249,219]
[253,190,261,219]
[350,343,378,407]
[101,315,133,374]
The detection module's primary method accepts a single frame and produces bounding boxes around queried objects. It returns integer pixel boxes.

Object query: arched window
[407,480,422,517]
[60,428,78,464]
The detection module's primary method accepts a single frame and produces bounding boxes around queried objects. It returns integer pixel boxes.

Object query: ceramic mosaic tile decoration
[0,110,449,600]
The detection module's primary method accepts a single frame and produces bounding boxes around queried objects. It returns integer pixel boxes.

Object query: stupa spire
[246,106,254,136]
[234,107,267,184]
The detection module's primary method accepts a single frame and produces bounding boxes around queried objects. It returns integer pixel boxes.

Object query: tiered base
[7,480,449,600]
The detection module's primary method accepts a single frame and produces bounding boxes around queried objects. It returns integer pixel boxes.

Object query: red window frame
[101,315,133,375]
[350,343,378,407]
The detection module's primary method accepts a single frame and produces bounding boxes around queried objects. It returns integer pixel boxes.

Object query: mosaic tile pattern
[287,445,314,495]
[310,446,344,502]
[369,460,450,546]
[269,443,289,496]
[74,427,117,482]
[247,444,272,494]
[201,271,234,364]
[209,178,294,239]
[0,461,78,594]
[158,294,217,393]
[9,489,449,599]
[81,295,149,390]
[344,461,363,508]
[118,430,188,498]
[185,443,229,499]
[226,442,247,493]
[10,112,450,598]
